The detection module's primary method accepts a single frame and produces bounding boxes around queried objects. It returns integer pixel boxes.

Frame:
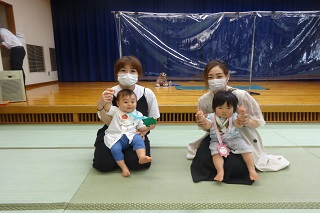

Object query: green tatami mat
[1,124,320,212]
[0,149,93,203]
[68,147,320,210]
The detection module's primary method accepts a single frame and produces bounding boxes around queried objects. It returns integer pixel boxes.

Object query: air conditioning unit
[0,70,26,102]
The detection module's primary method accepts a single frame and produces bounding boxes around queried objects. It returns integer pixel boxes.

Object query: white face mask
[117,73,138,86]
[208,78,228,92]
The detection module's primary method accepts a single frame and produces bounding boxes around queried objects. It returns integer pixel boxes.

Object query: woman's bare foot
[139,156,152,164]
[214,171,224,182]
[121,168,131,177]
[249,169,259,180]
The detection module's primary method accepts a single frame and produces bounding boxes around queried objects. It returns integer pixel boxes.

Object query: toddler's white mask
[208,78,228,92]
[117,73,138,86]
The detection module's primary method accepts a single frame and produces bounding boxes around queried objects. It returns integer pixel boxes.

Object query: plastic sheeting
[114,11,320,80]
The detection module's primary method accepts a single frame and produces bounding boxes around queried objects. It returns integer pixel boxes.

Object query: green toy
[142,117,157,126]
[128,112,157,127]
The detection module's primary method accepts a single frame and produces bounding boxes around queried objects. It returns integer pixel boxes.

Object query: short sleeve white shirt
[104,106,145,148]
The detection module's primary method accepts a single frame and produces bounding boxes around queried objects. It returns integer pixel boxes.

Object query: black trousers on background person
[10,46,26,85]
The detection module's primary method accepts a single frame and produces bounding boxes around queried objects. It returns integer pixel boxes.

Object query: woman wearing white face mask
[189,60,289,185]
[93,56,160,172]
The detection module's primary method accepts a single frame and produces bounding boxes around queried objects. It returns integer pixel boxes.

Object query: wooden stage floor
[1,81,320,124]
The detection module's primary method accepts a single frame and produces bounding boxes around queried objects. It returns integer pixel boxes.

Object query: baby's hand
[148,124,156,130]
[136,130,145,140]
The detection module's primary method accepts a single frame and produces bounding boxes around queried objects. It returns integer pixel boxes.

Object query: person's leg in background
[10,46,26,85]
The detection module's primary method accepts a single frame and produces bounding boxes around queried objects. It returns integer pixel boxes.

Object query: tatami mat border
[1,202,319,211]
[1,146,320,150]
[67,202,320,210]
[0,202,67,211]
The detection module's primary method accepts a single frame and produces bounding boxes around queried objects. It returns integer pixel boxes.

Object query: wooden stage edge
[0,81,320,124]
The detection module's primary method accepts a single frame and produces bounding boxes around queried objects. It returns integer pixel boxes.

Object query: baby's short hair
[117,89,136,100]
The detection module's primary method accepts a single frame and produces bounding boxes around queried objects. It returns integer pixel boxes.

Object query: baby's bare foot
[139,156,152,164]
[121,169,130,177]
[214,172,224,182]
[249,170,259,180]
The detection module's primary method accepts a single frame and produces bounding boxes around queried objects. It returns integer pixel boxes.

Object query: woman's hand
[195,109,207,127]
[236,106,249,126]
[97,88,114,110]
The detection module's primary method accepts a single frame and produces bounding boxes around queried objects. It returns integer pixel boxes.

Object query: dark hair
[114,55,142,77]
[203,60,229,90]
[117,89,137,100]
[212,91,238,113]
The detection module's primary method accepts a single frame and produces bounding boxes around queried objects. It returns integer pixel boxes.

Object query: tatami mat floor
[0,123,320,213]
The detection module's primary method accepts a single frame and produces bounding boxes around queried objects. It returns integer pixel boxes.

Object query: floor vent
[78,113,100,123]
[0,113,74,123]
[263,112,319,122]
[0,112,319,124]
[159,113,196,123]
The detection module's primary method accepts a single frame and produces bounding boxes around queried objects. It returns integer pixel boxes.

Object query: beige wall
[0,0,57,85]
